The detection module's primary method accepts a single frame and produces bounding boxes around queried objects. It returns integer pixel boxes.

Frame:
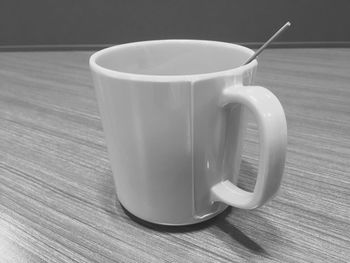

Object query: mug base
[119,200,228,226]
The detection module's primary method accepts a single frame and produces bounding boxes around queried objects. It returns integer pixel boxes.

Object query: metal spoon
[244,21,291,65]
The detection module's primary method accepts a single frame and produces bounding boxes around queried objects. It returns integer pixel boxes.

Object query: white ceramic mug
[90,40,287,225]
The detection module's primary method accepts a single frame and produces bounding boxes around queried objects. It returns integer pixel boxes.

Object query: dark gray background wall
[1,0,350,49]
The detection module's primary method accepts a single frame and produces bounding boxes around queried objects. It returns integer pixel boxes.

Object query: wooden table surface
[0,48,349,263]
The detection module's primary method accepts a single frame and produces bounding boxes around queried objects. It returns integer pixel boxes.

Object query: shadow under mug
[90,40,287,225]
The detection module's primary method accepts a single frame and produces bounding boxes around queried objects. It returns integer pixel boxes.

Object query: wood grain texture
[0,49,349,263]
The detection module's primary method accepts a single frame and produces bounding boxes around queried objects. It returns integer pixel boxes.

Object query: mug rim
[89,39,258,82]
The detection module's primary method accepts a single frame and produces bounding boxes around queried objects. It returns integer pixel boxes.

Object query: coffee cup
[90,39,287,225]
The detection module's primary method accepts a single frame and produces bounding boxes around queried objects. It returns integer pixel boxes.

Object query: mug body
[90,40,257,225]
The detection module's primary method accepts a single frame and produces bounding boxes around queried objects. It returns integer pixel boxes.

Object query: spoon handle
[244,21,291,65]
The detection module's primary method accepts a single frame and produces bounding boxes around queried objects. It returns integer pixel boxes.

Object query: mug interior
[94,40,253,76]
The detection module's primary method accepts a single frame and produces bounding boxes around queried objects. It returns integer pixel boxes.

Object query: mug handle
[210,85,287,209]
